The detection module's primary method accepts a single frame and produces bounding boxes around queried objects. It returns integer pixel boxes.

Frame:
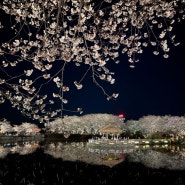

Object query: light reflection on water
[1,140,185,170]
[1,141,185,185]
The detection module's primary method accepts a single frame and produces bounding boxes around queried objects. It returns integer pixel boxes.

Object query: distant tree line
[125,115,185,139]
[45,114,123,137]
[1,114,185,139]
[0,120,40,136]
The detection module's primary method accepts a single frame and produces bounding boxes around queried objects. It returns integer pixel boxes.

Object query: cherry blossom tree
[125,119,141,136]
[0,0,185,123]
[160,115,185,136]
[13,122,40,135]
[125,115,185,138]
[137,115,163,137]
[0,120,13,134]
[45,113,124,134]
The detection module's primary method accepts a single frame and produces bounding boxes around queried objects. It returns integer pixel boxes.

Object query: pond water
[0,140,185,185]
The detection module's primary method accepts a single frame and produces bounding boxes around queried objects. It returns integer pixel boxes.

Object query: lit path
[88,138,171,146]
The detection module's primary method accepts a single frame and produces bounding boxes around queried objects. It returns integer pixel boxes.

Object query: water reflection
[0,141,40,158]
[1,141,185,185]
[128,146,185,170]
[1,141,185,170]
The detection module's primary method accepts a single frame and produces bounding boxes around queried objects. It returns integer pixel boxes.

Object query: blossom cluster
[0,0,184,123]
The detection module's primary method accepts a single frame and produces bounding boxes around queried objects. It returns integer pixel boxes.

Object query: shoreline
[0,134,184,145]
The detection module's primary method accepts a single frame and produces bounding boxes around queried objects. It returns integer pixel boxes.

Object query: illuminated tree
[13,122,40,135]
[125,115,185,138]
[0,120,13,134]
[137,115,162,137]
[45,113,123,134]
[125,120,140,132]
[0,0,184,123]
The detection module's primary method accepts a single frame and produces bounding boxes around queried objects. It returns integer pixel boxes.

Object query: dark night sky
[0,13,185,124]
[64,20,185,120]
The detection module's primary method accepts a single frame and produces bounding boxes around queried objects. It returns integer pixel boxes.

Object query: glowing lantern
[118,114,124,118]
[118,114,125,122]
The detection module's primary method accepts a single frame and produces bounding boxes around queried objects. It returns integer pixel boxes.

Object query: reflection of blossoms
[128,148,185,170]
[43,142,185,169]
[0,141,41,158]
[1,141,185,169]
[43,142,103,165]
[0,147,10,159]
[0,0,185,122]
[10,142,40,155]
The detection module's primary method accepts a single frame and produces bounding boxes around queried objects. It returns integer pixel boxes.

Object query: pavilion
[99,125,122,140]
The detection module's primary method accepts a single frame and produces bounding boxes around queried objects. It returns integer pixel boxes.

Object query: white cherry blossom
[0,0,184,123]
